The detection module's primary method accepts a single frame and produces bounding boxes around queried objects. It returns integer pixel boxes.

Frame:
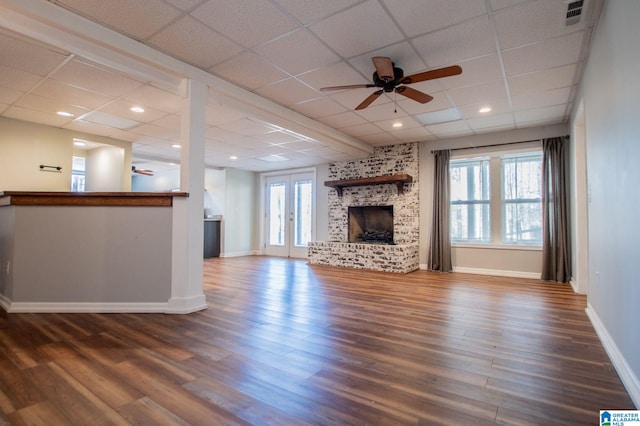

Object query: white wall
[223,168,258,257]
[0,117,132,191]
[419,124,568,276]
[85,145,125,191]
[575,0,640,406]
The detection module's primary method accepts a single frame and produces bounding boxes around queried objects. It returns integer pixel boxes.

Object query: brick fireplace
[308,143,419,273]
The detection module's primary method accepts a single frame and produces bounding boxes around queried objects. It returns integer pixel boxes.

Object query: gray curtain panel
[541,136,572,282]
[428,149,452,272]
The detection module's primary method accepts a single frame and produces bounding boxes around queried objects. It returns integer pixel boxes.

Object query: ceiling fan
[320,56,462,110]
[132,165,154,176]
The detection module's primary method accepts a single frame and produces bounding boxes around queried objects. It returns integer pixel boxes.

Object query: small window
[450,157,491,243]
[71,156,86,192]
[502,153,543,245]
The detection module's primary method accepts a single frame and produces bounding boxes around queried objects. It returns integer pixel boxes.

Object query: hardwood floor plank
[0,256,635,425]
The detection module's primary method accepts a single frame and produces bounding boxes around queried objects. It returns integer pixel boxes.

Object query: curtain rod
[430,135,569,154]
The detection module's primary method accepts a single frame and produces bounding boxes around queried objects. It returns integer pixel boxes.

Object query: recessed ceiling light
[57,111,74,117]
[230,155,238,160]
[130,106,145,113]
[171,144,181,149]
[73,141,86,147]
[479,106,492,113]
[169,163,177,166]
[392,122,403,128]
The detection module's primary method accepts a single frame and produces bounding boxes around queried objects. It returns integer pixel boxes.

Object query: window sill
[452,243,542,251]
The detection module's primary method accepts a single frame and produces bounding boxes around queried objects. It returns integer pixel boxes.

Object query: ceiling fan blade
[320,84,376,91]
[372,56,394,81]
[400,65,462,84]
[395,86,433,104]
[355,90,383,110]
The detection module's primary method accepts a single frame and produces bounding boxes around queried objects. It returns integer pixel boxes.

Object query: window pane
[294,179,312,247]
[269,183,286,246]
[502,153,543,245]
[450,158,490,242]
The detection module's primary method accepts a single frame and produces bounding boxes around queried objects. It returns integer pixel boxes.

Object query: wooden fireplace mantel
[324,174,413,196]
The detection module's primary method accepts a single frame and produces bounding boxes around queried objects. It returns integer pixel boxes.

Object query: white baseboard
[0,294,11,312]
[586,303,640,408]
[220,250,260,258]
[5,301,170,313]
[419,264,540,279]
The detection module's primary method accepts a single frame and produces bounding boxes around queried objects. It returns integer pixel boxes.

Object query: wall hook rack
[39,164,62,172]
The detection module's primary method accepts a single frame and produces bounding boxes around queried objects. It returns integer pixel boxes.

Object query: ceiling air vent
[565,0,585,26]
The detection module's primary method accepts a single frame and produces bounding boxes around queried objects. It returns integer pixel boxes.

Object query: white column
[167,78,207,313]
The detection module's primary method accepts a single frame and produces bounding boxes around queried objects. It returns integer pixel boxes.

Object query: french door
[265,172,314,258]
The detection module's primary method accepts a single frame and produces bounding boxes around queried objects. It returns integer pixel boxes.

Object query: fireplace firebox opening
[348,205,394,244]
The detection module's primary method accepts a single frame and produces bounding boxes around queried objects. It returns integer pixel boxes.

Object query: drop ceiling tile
[149,16,244,69]
[3,105,70,127]
[458,97,513,119]
[512,86,572,110]
[447,80,508,107]
[14,93,90,117]
[308,0,404,58]
[0,32,69,76]
[62,119,119,136]
[340,123,385,137]
[439,54,504,90]
[253,29,341,76]
[297,61,367,91]
[164,0,204,11]
[191,0,298,49]
[508,64,577,96]
[54,0,182,40]
[130,123,180,140]
[494,0,586,50]
[389,126,437,142]
[261,131,303,144]
[0,87,24,104]
[489,0,528,11]
[467,112,515,130]
[274,0,362,25]
[0,66,42,92]
[382,0,488,37]
[206,126,243,141]
[99,99,168,123]
[275,140,319,151]
[255,78,320,107]
[31,79,111,110]
[123,85,182,114]
[355,102,407,122]
[150,113,181,130]
[316,111,368,129]
[51,59,144,98]
[374,116,422,132]
[502,31,584,77]
[210,51,289,91]
[358,132,400,146]
[425,120,472,137]
[412,16,496,68]
[289,97,349,118]
[514,104,567,126]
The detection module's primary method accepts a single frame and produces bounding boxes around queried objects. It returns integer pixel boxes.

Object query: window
[450,157,490,242]
[71,156,86,192]
[450,149,542,246]
[502,153,543,245]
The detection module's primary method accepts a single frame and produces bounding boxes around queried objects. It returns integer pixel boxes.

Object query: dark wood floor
[0,256,634,425]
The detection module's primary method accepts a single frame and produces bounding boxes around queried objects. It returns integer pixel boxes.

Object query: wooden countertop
[0,191,189,207]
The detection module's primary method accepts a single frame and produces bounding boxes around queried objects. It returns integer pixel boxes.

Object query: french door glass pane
[269,183,286,246]
[294,179,312,247]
